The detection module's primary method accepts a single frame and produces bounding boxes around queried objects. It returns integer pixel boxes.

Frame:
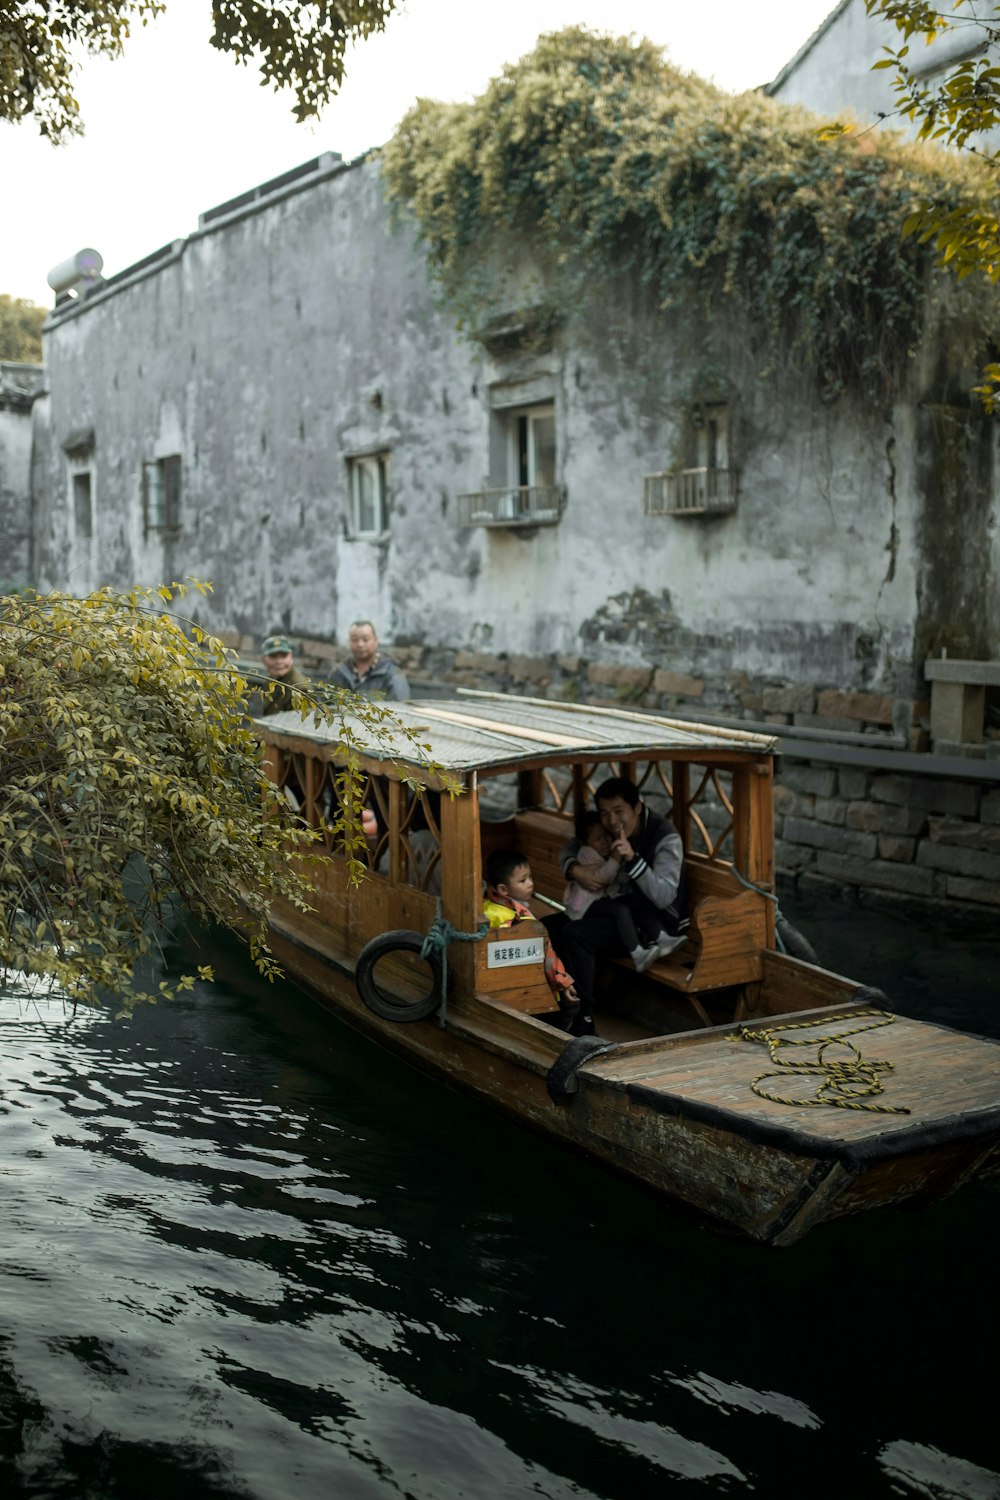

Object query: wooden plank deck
[586,1012,1000,1146]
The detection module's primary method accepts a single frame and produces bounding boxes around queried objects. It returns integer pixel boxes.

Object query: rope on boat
[727,866,817,961]
[421,900,489,1028]
[727,864,792,952]
[727,1009,912,1115]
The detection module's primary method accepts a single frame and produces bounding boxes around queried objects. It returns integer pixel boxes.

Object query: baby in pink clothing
[563,812,619,919]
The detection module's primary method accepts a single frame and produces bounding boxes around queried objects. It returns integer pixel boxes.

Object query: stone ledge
[928,816,1000,852]
[924,658,1000,685]
[777,765,837,798]
[870,776,981,817]
[783,817,877,859]
[814,850,936,897]
[944,874,1000,907]
[653,668,704,696]
[916,841,1000,881]
[845,801,927,836]
[816,689,895,725]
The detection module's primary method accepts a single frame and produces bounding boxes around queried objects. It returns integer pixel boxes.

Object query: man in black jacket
[547,777,687,1035]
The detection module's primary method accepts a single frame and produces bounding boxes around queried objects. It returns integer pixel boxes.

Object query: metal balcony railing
[643,467,739,517]
[456,486,565,529]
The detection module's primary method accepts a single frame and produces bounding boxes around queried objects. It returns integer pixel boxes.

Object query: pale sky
[2,0,836,308]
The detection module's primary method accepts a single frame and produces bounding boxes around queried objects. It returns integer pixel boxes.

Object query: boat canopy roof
[253,690,778,774]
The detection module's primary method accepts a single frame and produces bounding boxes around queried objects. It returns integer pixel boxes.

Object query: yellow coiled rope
[728,1009,911,1115]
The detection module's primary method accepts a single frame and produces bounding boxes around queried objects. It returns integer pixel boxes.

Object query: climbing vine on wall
[381,27,997,403]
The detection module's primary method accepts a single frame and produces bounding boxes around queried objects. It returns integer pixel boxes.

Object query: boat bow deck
[580,1011,1000,1169]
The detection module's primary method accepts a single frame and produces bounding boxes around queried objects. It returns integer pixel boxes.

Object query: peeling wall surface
[32,153,997,718]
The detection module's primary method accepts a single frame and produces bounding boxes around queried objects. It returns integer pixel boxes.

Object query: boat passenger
[565,810,680,975]
[546,778,688,1034]
[329,620,410,700]
[258,634,310,715]
[563,811,619,919]
[483,848,581,1032]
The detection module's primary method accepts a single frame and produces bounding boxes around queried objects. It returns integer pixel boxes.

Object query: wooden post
[736,758,776,948]
[672,761,690,850]
[439,774,478,996]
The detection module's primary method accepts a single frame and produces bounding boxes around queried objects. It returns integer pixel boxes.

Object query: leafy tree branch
[0,295,47,362]
[0,581,429,1008]
[1,1,400,143]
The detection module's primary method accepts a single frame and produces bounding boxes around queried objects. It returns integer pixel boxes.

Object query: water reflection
[0,893,997,1499]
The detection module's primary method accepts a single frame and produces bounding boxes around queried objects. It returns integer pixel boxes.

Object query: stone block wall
[775,763,1000,913]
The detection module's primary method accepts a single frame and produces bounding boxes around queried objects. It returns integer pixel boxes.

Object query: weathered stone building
[11,21,1000,919]
[29,148,996,713]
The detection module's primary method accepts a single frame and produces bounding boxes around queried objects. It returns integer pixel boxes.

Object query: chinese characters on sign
[486,936,546,969]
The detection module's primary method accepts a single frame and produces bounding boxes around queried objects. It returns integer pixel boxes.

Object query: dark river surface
[1,886,998,1500]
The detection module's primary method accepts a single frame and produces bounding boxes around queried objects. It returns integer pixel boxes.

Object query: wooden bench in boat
[480,808,770,1021]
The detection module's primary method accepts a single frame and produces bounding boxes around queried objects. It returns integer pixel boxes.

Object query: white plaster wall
[35,154,994,692]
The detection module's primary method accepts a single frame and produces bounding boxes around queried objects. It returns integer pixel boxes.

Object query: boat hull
[266,917,1000,1246]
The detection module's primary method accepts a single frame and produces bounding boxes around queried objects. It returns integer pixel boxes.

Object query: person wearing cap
[258,634,310,715]
[329,620,409,700]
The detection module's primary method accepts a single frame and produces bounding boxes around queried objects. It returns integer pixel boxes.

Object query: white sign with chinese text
[487,936,545,969]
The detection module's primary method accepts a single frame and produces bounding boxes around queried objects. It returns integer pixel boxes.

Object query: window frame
[347,451,390,539]
[506,402,556,490]
[70,467,93,539]
[142,454,182,532]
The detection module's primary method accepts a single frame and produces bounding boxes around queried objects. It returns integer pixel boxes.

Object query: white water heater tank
[46,248,104,294]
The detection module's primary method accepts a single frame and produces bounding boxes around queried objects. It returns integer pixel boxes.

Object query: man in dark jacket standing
[547,777,687,1035]
[330,620,409,699]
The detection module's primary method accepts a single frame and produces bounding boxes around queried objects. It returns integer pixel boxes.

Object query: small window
[72,472,93,538]
[348,453,389,537]
[143,455,182,530]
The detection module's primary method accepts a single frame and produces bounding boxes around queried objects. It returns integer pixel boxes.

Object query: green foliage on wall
[381,27,997,403]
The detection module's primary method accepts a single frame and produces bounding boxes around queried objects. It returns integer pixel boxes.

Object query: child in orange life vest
[483,848,581,1030]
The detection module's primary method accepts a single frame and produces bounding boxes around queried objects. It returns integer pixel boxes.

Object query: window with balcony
[457,402,564,528]
[644,400,738,517]
[348,452,389,537]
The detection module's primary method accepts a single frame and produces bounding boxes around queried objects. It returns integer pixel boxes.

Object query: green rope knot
[728,1008,911,1115]
[421,899,489,1028]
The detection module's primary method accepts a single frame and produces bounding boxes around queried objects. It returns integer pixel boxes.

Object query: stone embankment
[774,763,1000,914]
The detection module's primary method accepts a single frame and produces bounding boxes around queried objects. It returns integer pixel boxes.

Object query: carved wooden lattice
[398,788,442,893]
[272,750,440,888]
[631,759,735,860]
[682,764,735,860]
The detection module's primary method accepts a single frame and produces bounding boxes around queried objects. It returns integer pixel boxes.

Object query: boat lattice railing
[531,757,735,862]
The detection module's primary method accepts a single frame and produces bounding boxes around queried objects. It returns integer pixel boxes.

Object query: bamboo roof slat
[253,695,779,773]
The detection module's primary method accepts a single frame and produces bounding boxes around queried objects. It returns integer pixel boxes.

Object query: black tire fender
[775,915,819,966]
[354,929,443,1023]
[851,984,892,1010]
[546,1036,618,1105]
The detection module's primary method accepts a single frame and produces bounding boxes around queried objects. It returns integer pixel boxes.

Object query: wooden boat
[255,691,1000,1246]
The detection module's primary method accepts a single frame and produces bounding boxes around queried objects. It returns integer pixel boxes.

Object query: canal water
[1,888,997,1500]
